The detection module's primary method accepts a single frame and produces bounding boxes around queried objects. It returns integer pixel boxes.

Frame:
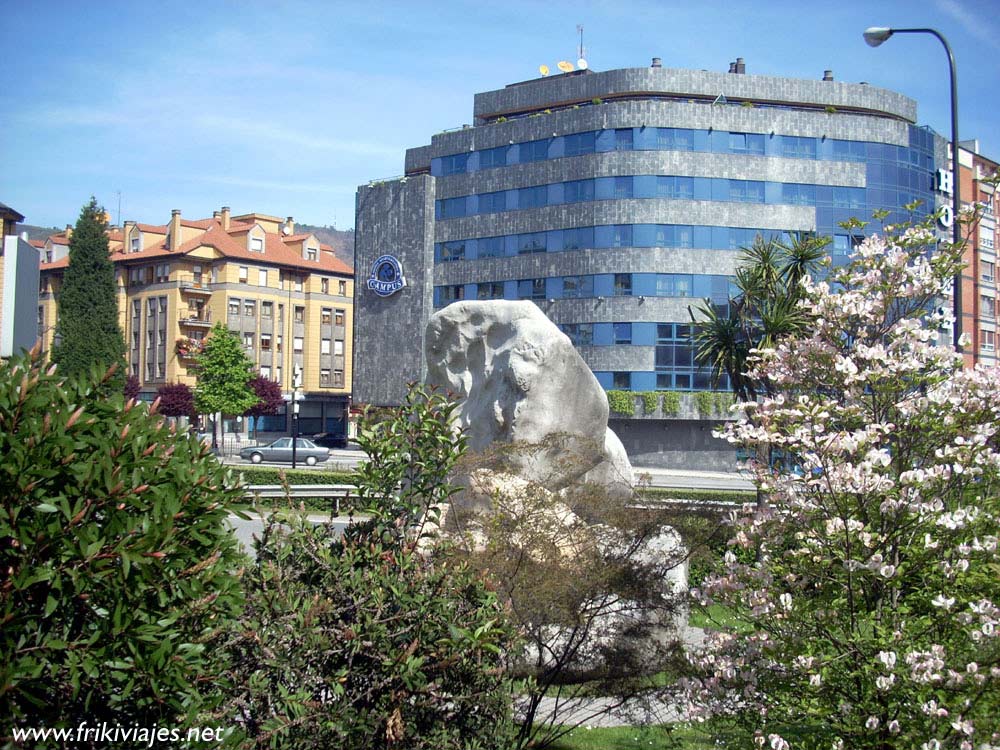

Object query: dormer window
[250,236,264,253]
[130,235,141,253]
[306,246,318,261]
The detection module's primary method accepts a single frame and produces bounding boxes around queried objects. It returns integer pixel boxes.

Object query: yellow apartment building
[37,206,354,436]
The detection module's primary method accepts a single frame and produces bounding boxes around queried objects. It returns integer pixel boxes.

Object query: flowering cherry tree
[683,218,1000,750]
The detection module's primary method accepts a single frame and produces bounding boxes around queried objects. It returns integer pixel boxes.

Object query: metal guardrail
[243,483,360,516]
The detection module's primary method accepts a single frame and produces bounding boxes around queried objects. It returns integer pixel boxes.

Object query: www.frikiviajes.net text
[9,723,229,746]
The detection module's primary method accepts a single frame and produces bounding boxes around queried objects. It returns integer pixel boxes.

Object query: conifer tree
[51,197,126,392]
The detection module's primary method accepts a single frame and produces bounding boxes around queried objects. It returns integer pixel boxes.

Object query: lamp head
[864,27,893,47]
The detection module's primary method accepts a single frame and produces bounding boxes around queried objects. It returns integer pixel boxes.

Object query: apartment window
[320,369,331,386]
[261,334,272,350]
[333,369,344,387]
[239,266,248,283]
[981,330,996,352]
[322,308,333,325]
[614,128,633,151]
[517,232,547,254]
[781,136,817,159]
[306,247,318,261]
[657,127,694,150]
[478,191,507,214]
[260,366,271,379]
[611,225,632,247]
[228,298,240,316]
[155,263,170,283]
[278,304,284,323]
[294,276,303,292]
[293,337,304,352]
[243,332,255,350]
[614,274,633,296]
[334,309,345,326]
[334,339,344,356]
[129,267,144,285]
[981,295,996,318]
[262,301,273,317]
[321,277,329,294]
[562,227,594,251]
[614,323,633,344]
[338,280,347,296]
[982,261,995,283]
[321,339,332,355]
[612,371,631,389]
[441,152,469,175]
[729,132,765,155]
[275,367,282,384]
[614,176,634,198]
[657,274,692,297]
[276,335,283,353]
[729,180,765,203]
[439,197,466,219]
[519,139,548,163]
[250,236,264,253]
[45,250,53,263]
[657,176,693,199]
[294,306,305,323]
[982,233,995,251]
[244,300,256,317]
[258,269,267,286]
[130,236,140,253]
[560,323,593,346]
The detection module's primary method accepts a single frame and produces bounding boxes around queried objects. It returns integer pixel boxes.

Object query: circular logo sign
[367,255,406,297]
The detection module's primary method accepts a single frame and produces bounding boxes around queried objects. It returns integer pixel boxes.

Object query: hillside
[15,224,61,242]
[297,224,355,269]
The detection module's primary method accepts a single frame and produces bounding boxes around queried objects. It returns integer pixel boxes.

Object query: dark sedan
[239,437,330,465]
[310,432,349,449]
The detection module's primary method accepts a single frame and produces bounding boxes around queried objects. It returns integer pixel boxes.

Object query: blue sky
[2,0,998,231]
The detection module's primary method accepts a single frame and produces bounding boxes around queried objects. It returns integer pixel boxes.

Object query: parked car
[239,437,330,465]
[310,432,348,449]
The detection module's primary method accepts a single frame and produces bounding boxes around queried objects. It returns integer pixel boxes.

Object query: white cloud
[935,0,1000,50]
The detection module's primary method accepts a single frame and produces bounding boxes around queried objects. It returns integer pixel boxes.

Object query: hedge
[236,467,356,486]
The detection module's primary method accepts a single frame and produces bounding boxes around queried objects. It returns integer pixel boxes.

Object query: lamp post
[863,26,963,350]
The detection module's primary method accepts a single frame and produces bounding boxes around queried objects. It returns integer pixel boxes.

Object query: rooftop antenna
[576,24,588,69]
[577,24,584,59]
[116,190,122,227]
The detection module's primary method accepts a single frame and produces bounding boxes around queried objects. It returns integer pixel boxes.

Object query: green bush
[640,391,659,414]
[661,391,682,416]
[236,467,355,486]
[0,351,245,739]
[215,386,517,748]
[606,390,635,416]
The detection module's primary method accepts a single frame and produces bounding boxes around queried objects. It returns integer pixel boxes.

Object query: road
[227,513,355,557]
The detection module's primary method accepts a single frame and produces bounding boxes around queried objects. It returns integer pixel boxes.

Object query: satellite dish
[557,60,574,73]
[577,58,588,70]
[539,64,550,76]
[282,223,292,235]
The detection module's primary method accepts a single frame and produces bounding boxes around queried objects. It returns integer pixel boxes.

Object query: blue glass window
[478,191,507,214]
[614,273,633,296]
[564,132,597,157]
[564,180,595,203]
[477,282,504,299]
[729,132,765,155]
[517,232,547,254]
[438,196,467,219]
[781,136,818,159]
[562,226,594,250]
[518,185,548,209]
[561,323,594,346]
[729,180,765,203]
[520,139,549,163]
[517,278,546,300]
[440,153,469,175]
[440,240,465,262]
[657,176,694,199]
[478,236,505,258]
[562,274,594,298]
[782,183,816,205]
[440,285,464,303]
[479,146,508,169]
[612,225,632,247]
[614,128,634,151]
[657,128,695,150]
[656,274,692,296]
[614,322,632,344]
[614,176,634,198]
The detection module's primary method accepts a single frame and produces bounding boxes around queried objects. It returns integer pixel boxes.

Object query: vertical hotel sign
[367,255,406,297]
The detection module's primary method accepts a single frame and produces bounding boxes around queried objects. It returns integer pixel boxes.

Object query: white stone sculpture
[424,300,634,492]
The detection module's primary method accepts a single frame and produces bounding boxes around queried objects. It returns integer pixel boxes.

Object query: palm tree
[693,232,829,403]
[692,232,829,486]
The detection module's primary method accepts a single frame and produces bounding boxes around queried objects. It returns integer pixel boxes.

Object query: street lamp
[863,26,963,350]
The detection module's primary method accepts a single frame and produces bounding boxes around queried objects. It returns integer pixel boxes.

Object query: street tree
[681,216,1000,750]
[193,323,257,449]
[51,197,126,394]
[244,373,284,440]
[155,381,196,420]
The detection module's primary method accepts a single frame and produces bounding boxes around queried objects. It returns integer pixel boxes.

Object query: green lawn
[546,722,742,749]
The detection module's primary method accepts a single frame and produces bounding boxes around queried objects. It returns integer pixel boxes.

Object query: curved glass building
[355,59,947,470]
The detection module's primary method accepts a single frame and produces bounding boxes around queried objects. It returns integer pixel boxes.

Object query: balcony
[178,276,212,295]
[180,313,212,328]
